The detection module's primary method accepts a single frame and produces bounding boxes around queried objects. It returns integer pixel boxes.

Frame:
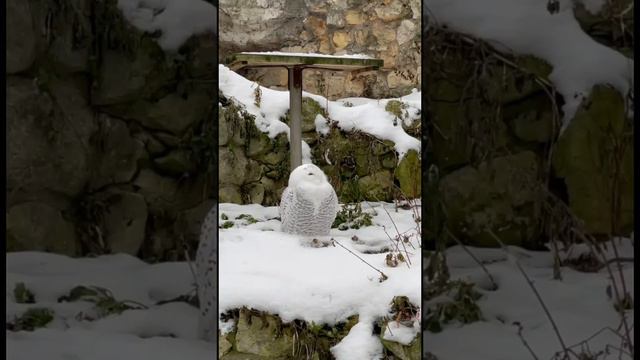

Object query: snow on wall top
[219,64,421,160]
[425,0,633,133]
[117,0,216,51]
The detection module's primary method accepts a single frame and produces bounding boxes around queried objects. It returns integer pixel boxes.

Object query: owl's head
[288,163,328,187]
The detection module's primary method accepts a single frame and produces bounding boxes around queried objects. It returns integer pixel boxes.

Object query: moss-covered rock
[381,334,421,360]
[154,150,197,176]
[395,150,421,198]
[90,115,145,189]
[234,309,295,358]
[7,202,78,255]
[219,185,243,204]
[219,93,420,206]
[439,151,542,247]
[7,76,97,200]
[6,0,38,74]
[283,96,328,133]
[106,92,213,135]
[133,169,208,213]
[552,85,634,235]
[97,190,148,255]
[385,99,406,118]
[221,308,359,360]
[219,332,234,357]
[505,93,555,143]
[358,171,394,201]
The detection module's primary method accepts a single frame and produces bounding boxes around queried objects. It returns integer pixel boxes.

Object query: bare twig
[487,229,570,359]
[444,227,498,290]
[514,321,541,360]
[331,238,388,281]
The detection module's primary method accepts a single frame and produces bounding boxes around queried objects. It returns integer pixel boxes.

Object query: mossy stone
[552,85,634,235]
[395,150,421,198]
[381,334,421,360]
[385,100,406,119]
[235,309,295,358]
[439,151,541,247]
[154,150,196,175]
[358,171,394,201]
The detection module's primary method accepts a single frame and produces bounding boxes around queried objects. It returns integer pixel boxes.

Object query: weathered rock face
[220,305,420,359]
[7,76,96,201]
[6,0,38,74]
[426,23,634,247]
[218,94,421,205]
[7,202,78,255]
[219,0,308,53]
[439,152,541,247]
[219,0,421,99]
[6,0,215,260]
[553,86,634,236]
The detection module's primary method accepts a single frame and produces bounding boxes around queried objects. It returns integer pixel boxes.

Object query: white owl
[195,204,216,342]
[279,164,340,236]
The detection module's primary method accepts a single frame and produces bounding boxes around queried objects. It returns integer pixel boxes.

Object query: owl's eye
[308,173,313,175]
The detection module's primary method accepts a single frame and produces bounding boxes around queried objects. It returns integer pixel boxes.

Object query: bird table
[228,52,384,171]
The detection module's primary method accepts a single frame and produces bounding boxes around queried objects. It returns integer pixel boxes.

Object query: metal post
[288,66,303,170]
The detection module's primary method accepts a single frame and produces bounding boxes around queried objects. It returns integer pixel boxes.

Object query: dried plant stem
[444,227,497,290]
[331,238,388,280]
[514,322,541,360]
[487,229,570,359]
[571,229,634,356]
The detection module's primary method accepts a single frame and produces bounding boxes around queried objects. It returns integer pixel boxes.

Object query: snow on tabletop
[219,65,421,160]
[218,201,422,359]
[425,0,633,133]
[240,51,374,59]
[426,238,634,360]
[6,252,215,359]
[117,0,216,51]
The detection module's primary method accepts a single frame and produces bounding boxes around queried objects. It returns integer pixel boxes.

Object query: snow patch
[219,65,421,159]
[117,0,216,51]
[219,201,421,356]
[6,252,214,359]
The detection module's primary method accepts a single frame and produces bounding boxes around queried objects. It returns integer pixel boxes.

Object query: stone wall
[218,94,421,205]
[425,1,634,247]
[219,0,421,99]
[6,0,215,260]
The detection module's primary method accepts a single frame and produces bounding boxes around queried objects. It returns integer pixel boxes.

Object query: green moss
[221,221,235,229]
[58,285,147,320]
[332,203,374,230]
[225,307,358,359]
[552,85,634,235]
[424,279,482,333]
[7,308,55,331]
[235,214,258,224]
[13,283,35,304]
[385,100,407,119]
[357,171,394,201]
[395,150,421,198]
[283,97,328,132]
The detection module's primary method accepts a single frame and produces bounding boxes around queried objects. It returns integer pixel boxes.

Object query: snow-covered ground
[6,252,215,359]
[219,64,421,162]
[425,239,635,360]
[424,0,633,132]
[218,201,422,359]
